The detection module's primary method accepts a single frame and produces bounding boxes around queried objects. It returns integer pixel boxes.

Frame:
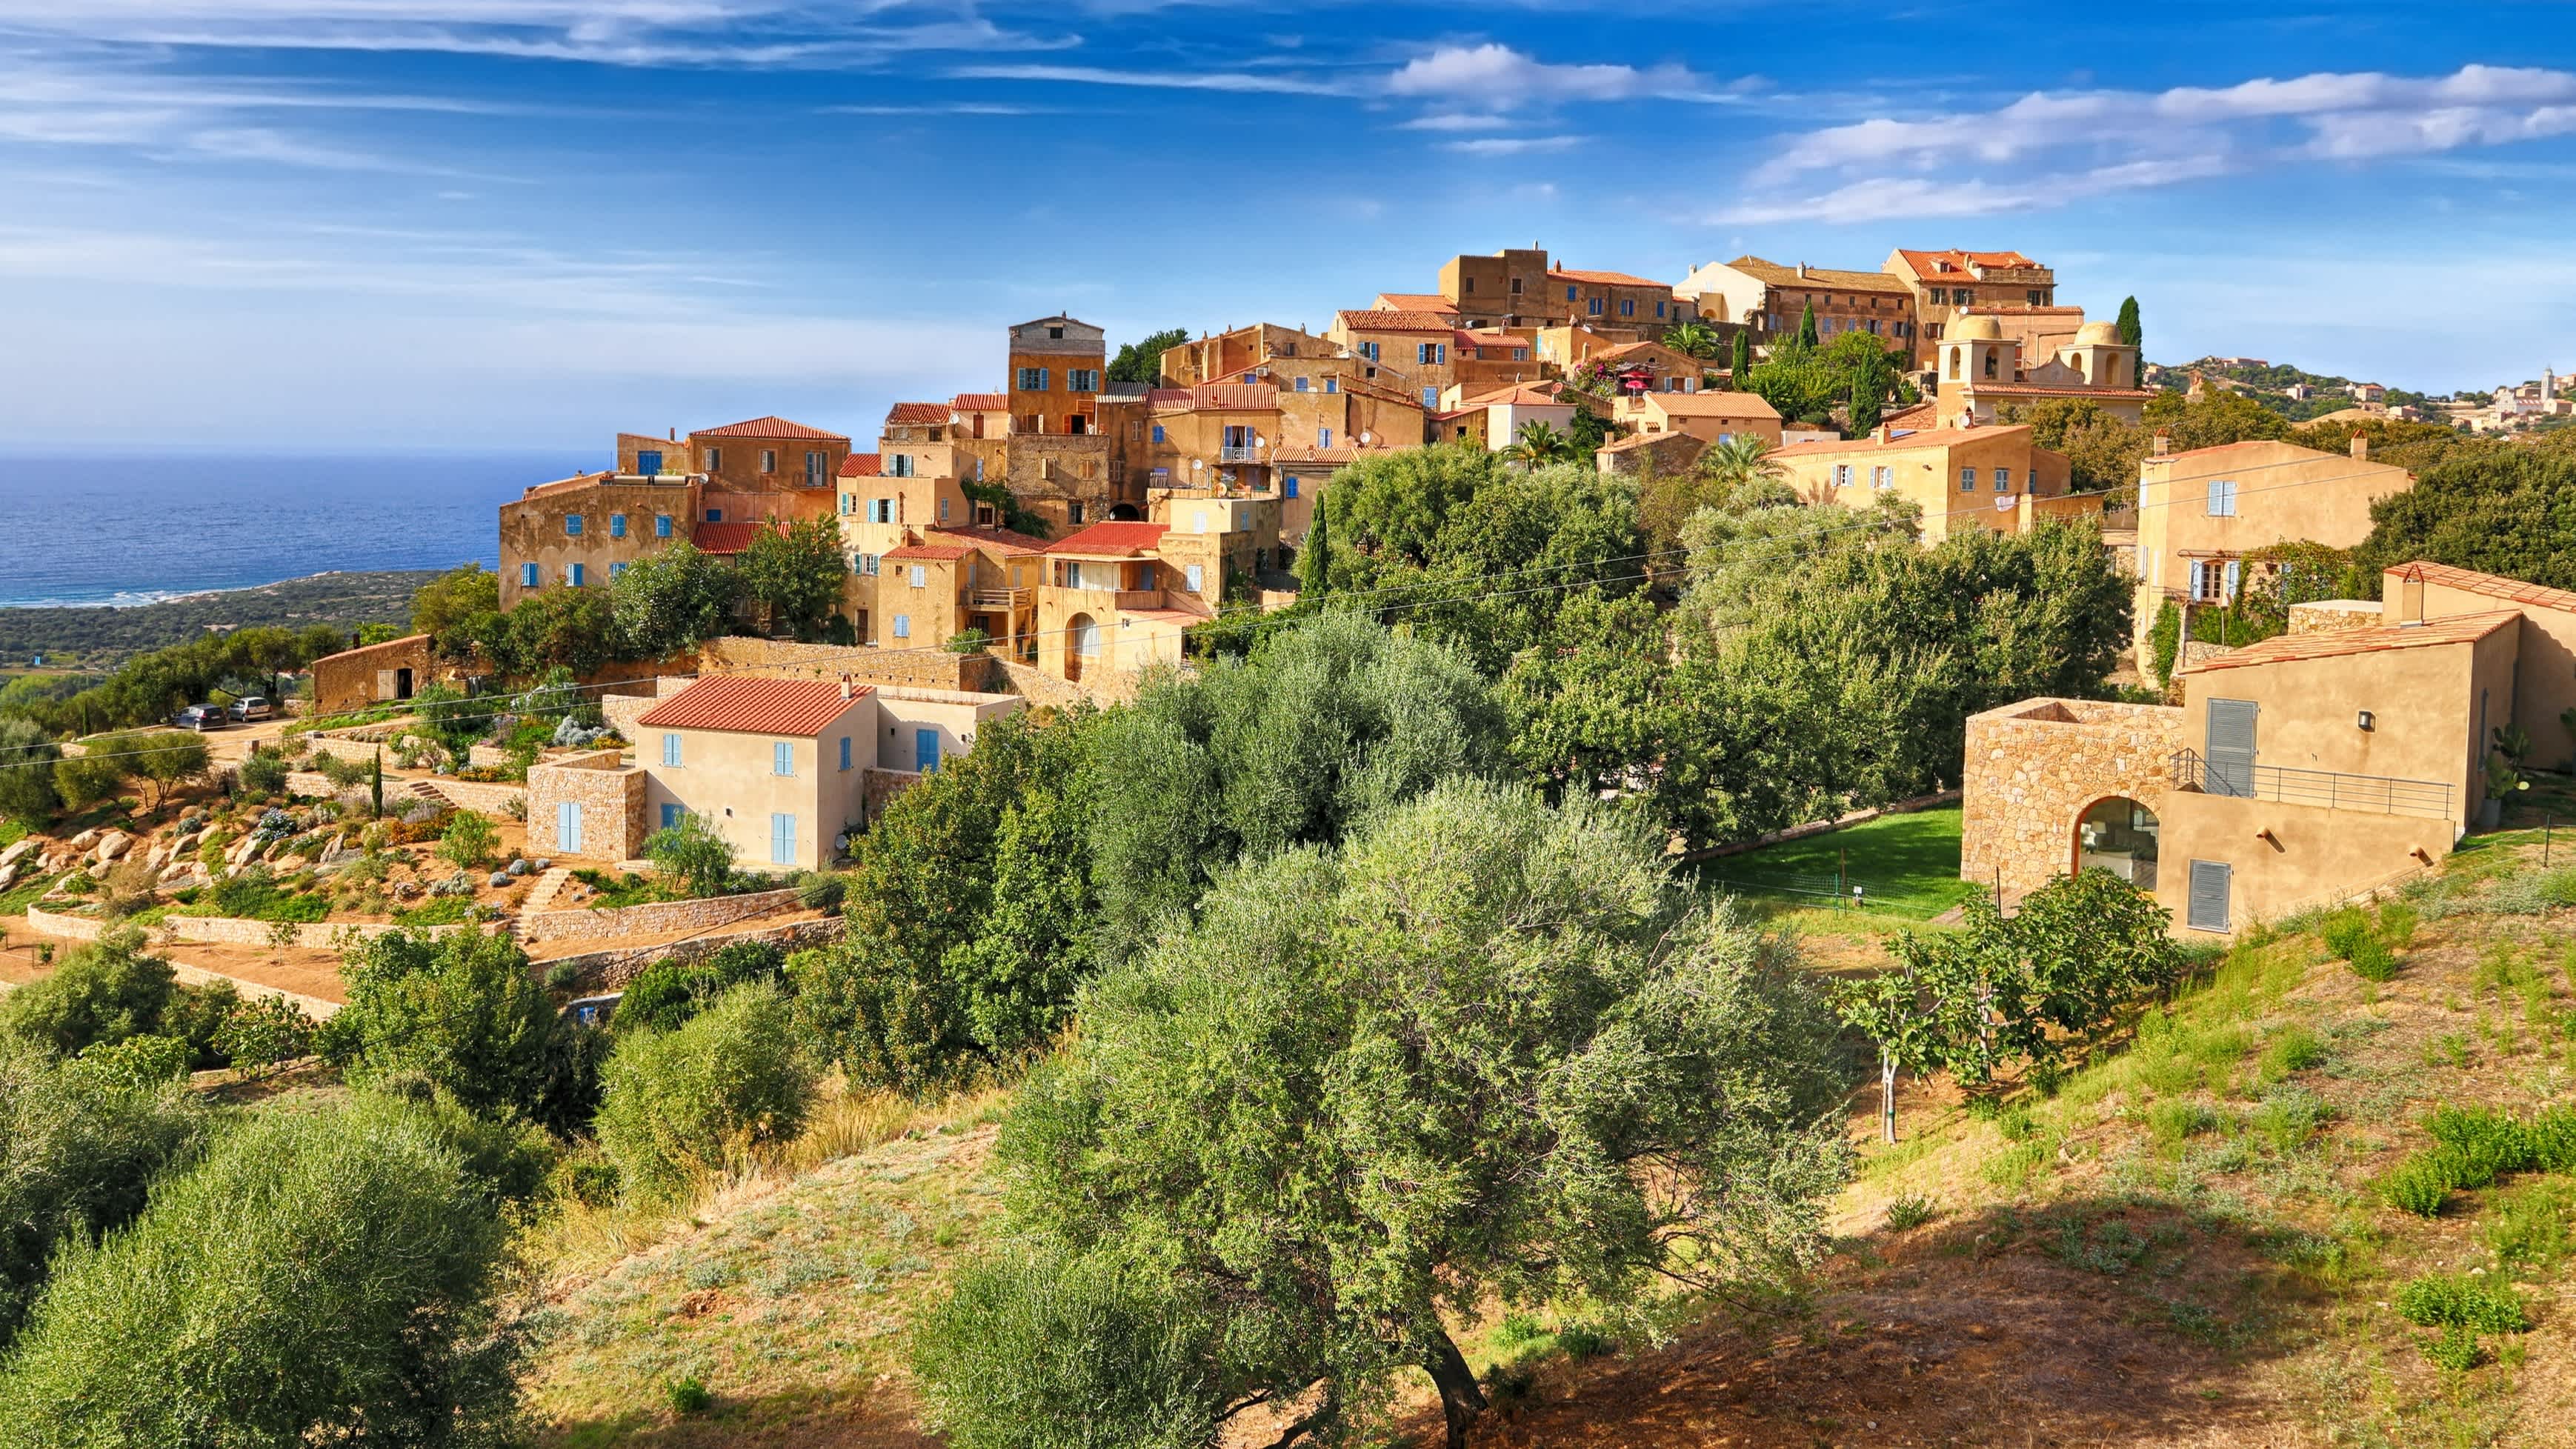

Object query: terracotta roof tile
[838,452,882,478]
[950,392,1008,412]
[1044,521,1169,556]
[1462,384,1568,408]
[1374,293,1460,314]
[1631,390,1782,419]
[637,676,868,736]
[884,543,971,562]
[2389,562,2576,616]
[925,524,1051,556]
[2189,610,2519,673]
[691,520,786,556]
[1549,267,1665,287]
[693,416,847,441]
[1337,309,1455,333]
[1769,424,2031,459]
[1723,256,1913,295]
[885,402,949,424]
[1893,247,2044,278]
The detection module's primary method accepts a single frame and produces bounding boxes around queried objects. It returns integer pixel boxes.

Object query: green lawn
[1694,804,1979,920]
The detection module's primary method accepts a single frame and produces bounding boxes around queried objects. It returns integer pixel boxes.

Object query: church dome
[1951,315,2004,342]
[2073,320,2123,347]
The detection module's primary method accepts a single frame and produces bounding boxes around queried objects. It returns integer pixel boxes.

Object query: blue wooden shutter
[557,801,582,855]
[2186,860,2231,932]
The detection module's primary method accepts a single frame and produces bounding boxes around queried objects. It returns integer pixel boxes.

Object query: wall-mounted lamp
[2356,710,2375,731]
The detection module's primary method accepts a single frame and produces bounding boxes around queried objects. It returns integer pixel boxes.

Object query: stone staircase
[518,866,574,914]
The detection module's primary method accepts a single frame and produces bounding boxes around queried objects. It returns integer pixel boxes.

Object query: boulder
[0,862,17,893]
[505,858,531,878]
[67,829,99,851]
[145,842,173,872]
[93,830,130,864]
[0,839,35,870]
[489,872,512,889]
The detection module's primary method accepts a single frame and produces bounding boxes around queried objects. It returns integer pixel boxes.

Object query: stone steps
[518,866,574,913]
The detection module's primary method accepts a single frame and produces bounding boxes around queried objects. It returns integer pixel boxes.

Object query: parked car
[172,704,230,731]
[228,696,275,722]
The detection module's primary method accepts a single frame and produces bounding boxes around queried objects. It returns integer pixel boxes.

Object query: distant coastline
[0,570,437,667]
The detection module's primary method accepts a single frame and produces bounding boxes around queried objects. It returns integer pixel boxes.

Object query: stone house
[1676,256,1917,350]
[497,471,703,609]
[1611,390,1784,448]
[1030,510,1289,687]
[1881,248,2057,367]
[310,633,463,713]
[1767,422,2089,545]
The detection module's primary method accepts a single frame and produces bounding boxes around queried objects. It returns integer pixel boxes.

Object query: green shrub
[321,929,599,1133]
[2422,1322,2483,1372]
[2424,1106,2535,1187]
[594,983,811,1204]
[0,1098,518,1442]
[68,1034,190,1091]
[2528,1105,2576,1172]
[2252,1087,2329,1152]
[437,810,497,872]
[2148,1099,2220,1150]
[2257,1025,2326,1082]
[1886,1193,1937,1231]
[2345,936,2398,982]
[667,1376,712,1415]
[2394,1272,2529,1333]
[2484,1179,2575,1271]
[2376,899,2417,950]
[792,870,846,914]
[2382,1153,2455,1216]
[1983,1140,2052,1190]
[1554,1324,1613,1362]
[236,749,290,796]
[2319,907,2374,960]
[0,929,176,1058]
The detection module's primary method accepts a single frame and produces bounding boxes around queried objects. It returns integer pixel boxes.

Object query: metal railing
[2170,749,2454,821]
[1219,445,1262,462]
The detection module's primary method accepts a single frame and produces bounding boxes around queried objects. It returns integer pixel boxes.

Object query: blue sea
[0,451,585,607]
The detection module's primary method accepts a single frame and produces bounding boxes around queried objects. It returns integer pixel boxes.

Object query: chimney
[1797,262,1810,279]
[2151,430,2171,456]
[668,427,676,442]
[839,673,853,699]
[1879,422,1897,443]
[2351,433,2370,462]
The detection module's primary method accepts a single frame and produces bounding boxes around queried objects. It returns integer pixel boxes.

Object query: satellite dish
[1359,431,1372,445]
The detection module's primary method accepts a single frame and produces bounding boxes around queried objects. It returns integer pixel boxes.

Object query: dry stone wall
[700,637,999,693]
[534,916,844,989]
[1961,698,2184,896]
[524,751,645,861]
[516,886,800,945]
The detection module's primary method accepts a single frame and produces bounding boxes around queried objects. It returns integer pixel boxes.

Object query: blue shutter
[662,733,681,767]
[893,614,910,639]
[773,741,793,776]
[656,514,672,537]
[771,813,796,865]
[660,803,680,830]
[610,513,626,538]
[568,563,584,587]
[1285,477,1300,499]
[637,449,662,474]
[915,728,940,773]
[839,736,851,771]
[521,563,539,587]
[557,801,582,855]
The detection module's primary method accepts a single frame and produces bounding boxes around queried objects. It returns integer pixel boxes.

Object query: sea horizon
[0,449,584,609]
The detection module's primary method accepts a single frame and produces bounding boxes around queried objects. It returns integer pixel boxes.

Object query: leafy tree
[2008,396,2156,498]
[115,730,210,812]
[791,710,1098,1089]
[410,563,500,662]
[0,1038,204,1347]
[1565,401,1618,457]
[438,809,497,871]
[0,929,177,1059]
[595,982,811,1204]
[1314,443,1500,579]
[610,539,738,658]
[736,516,851,640]
[2358,438,2576,592]
[2141,384,2292,451]
[1663,319,1723,359]
[2114,295,2142,353]
[321,928,599,1132]
[499,584,616,679]
[1848,373,1882,435]
[1797,300,1819,347]
[972,781,1849,1449]
[962,477,1054,538]
[214,994,317,1078]
[642,810,735,898]
[1296,504,1331,599]
[0,719,61,825]
[1502,591,1674,805]
[0,1096,521,1446]
[51,745,132,810]
[1107,327,1190,386]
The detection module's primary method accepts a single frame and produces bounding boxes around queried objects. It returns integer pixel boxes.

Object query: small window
[2207,478,2238,516]
[1565,284,1577,301]
[1833,464,1851,488]
[655,514,673,538]
[1994,467,2012,492]
[938,496,950,522]
[1318,427,1332,448]
[841,493,854,516]
[1357,342,1379,362]
[909,565,927,588]
[1151,424,1165,444]
[1655,301,1666,319]
[761,449,777,473]
[1514,347,1527,362]
[636,448,663,474]
[1139,563,1156,590]
[565,514,583,537]
[1294,376,1309,392]
[839,736,851,771]
[893,613,911,639]
[770,812,796,866]
[1285,477,1301,499]
[609,561,628,579]
[1325,377,1339,393]
[568,562,587,587]
[705,447,722,470]
[1068,367,1099,392]
[773,741,793,777]
[1959,467,1977,493]
[1620,299,1634,317]
[609,513,627,538]
[660,803,682,830]
[662,733,683,767]
[706,507,724,522]
[1422,387,1439,409]
[1016,367,1048,390]
[1185,564,1205,593]
[520,562,539,587]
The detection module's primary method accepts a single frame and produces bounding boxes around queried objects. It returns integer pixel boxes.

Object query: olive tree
[925,779,1850,1449]
[594,982,811,1204]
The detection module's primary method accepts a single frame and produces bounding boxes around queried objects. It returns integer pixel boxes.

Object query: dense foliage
[321,929,602,1134]
[0,624,349,736]
[2357,432,2576,590]
[1107,326,1189,386]
[595,982,811,1204]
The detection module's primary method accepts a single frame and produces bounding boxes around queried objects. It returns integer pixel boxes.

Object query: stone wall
[533,916,845,990]
[524,751,647,862]
[699,637,1001,694]
[516,885,801,945]
[24,902,479,952]
[1960,697,2185,896]
[861,767,922,823]
[303,734,396,767]
[309,634,453,715]
[2289,599,2383,635]
[603,676,692,741]
[411,777,528,818]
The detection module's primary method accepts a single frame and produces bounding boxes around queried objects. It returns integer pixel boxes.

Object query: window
[557,801,583,854]
[1068,502,1084,524]
[893,613,911,639]
[1325,377,1339,393]
[1068,368,1099,392]
[1185,564,1205,593]
[841,493,854,516]
[1620,299,1635,317]
[1151,424,1165,444]
[773,741,794,776]
[608,513,626,539]
[1417,342,1444,365]
[566,562,585,587]
[761,449,776,473]
[1946,348,1960,381]
[610,562,628,579]
[1422,387,1439,409]
[857,553,879,575]
[1565,284,1577,301]
[637,448,663,474]
[660,803,682,831]
[2186,860,2231,932]
[1016,367,1048,390]
[565,514,584,537]
[1983,350,1999,379]
[1357,342,1379,362]
[888,454,913,478]
[1513,347,1528,361]
[1874,465,1895,490]
[1655,300,1667,319]
[1047,324,1064,339]
[520,562,539,588]
[1959,467,1977,492]
[706,507,724,522]
[2206,478,2238,516]
[662,733,682,767]
[705,447,722,471]
[909,564,927,588]
[1832,464,1851,488]
[1587,299,1603,316]
[839,736,851,771]
[1284,477,1300,499]
[1294,376,1309,392]
[938,497,949,522]
[771,813,796,866]
[805,450,826,483]
[1994,467,2011,492]
[871,498,896,524]
[1511,276,1523,294]
[1318,427,1332,448]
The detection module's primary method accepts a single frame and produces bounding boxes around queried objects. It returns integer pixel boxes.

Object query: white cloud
[1734,64,2576,222]
[1442,134,1584,156]
[1398,113,1514,132]
[942,62,1344,95]
[1386,43,1716,106]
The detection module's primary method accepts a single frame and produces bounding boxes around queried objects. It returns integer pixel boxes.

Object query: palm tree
[1509,419,1577,470]
[1663,321,1723,360]
[1698,433,1787,504]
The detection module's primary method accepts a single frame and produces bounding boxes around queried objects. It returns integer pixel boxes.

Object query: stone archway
[2075,796,2159,890]
[1107,502,1144,522]
[1066,613,1099,682]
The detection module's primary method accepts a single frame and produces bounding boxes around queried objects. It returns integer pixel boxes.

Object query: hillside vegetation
[0,570,432,667]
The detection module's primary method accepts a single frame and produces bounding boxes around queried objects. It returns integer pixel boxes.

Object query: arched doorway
[2075,797,2158,890]
[1107,502,1144,522]
[1066,613,1099,682]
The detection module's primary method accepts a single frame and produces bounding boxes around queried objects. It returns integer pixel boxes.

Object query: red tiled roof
[691,520,787,556]
[1337,309,1454,333]
[1723,256,1912,295]
[2389,562,2576,616]
[1149,383,1277,411]
[1631,390,1782,419]
[885,402,948,425]
[1454,330,1532,356]
[1375,292,1460,314]
[1462,384,1568,408]
[2189,610,2518,673]
[637,676,869,736]
[693,416,847,441]
[951,392,1008,412]
[1893,248,2045,277]
[1549,267,1665,288]
[926,524,1050,556]
[1044,521,1169,556]
[838,452,882,478]
[1769,424,2030,459]
[885,543,971,562]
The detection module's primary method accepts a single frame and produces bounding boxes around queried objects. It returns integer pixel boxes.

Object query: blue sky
[4,1,2575,448]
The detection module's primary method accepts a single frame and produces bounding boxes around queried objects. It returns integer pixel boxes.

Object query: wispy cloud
[942,62,1345,95]
[1386,44,1729,106]
[1442,133,1585,156]
[1729,64,2576,221]
[1398,112,1512,132]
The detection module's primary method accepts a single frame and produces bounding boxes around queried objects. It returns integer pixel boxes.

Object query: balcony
[2170,749,2453,821]
[1113,589,1165,610]
[965,587,1034,612]
[1219,445,1262,463]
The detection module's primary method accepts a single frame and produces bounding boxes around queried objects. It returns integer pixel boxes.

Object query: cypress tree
[2115,296,2142,353]
[1796,302,1818,348]
[1848,376,1881,436]
[370,749,384,820]
[1297,507,1331,599]
[1730,329,1753,384]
